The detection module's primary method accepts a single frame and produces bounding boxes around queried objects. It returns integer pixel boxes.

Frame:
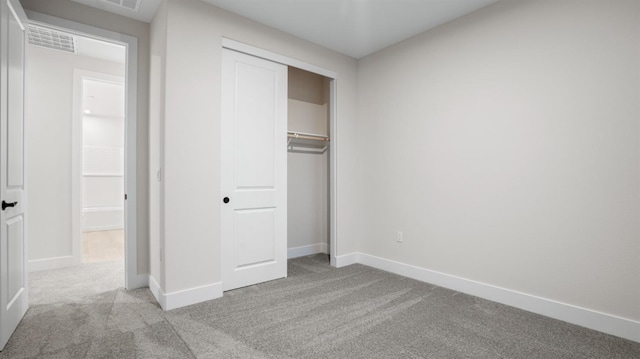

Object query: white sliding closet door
[221,49,288,291]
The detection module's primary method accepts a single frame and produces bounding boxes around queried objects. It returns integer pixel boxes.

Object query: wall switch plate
[397,231,403,243]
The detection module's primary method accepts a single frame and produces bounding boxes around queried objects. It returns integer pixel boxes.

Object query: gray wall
[357,0,640,321]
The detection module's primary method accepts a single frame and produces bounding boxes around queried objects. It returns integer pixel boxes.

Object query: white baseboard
[149,276,222,311]
[28,256,76,272]
[149,276,164,308]
[334,252,359,268]
[288,243,327,259]
[126,273,149,290]
[355,252,640,343]
[82,225,124,232]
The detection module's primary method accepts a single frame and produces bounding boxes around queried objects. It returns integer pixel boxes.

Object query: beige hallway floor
[82,229,124,263]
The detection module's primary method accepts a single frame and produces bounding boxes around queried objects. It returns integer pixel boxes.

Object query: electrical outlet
[396,231,403,243]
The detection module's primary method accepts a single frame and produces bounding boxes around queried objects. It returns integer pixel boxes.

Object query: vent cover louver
[27,25,76,53]
[102,0,141,11]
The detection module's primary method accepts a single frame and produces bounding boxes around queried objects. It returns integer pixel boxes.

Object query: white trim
[82,114,125,120]
[149,276,222,311]
[148,275,164,308]
[28,256,75,272]
[287,243,327,259]
[222,38,340,269]
[82,225,124,232]
[81,202,124,231]
[222,38,336,79]
[127,273,148,290]
[83,173,124,177]
[334,252,359,268]
[26,11,140,290]
[356,252,640,343]
[328,79,337,267]
[7,0,26,30]
[83,206,124,213]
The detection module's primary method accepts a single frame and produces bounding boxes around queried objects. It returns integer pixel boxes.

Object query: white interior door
[221,48,287,291]
[0,0,28,350]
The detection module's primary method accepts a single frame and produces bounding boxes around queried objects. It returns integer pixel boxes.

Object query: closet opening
[287,67,332,267]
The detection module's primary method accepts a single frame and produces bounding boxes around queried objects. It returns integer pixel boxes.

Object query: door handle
[223,197,230,204]
[2,201,17,211]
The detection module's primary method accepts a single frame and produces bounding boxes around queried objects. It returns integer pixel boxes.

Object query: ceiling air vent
[27,24,76,53]
[102,0,141,11]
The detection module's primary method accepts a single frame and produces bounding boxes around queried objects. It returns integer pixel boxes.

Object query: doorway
[27,24,125,273]
[25,11,142,289]
[76,75,126,264]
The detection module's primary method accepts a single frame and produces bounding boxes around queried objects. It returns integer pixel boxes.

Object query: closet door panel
[221,49,287,291]
[234,63,276,188]
[234,208,276,266]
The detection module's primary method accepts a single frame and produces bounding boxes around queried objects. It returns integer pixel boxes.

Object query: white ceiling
[69,0,499,59]
[202,0,499,58]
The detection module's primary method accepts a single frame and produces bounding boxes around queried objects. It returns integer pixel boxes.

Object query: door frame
[221,38,339,267]
[25,11,144,289]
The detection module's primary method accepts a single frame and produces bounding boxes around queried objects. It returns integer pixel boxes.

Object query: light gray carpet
[1,255,638,358]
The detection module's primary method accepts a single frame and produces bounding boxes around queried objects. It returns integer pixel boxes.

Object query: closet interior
[287,67,331,262]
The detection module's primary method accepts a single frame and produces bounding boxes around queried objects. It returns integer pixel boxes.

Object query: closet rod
[287,131,330,141]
